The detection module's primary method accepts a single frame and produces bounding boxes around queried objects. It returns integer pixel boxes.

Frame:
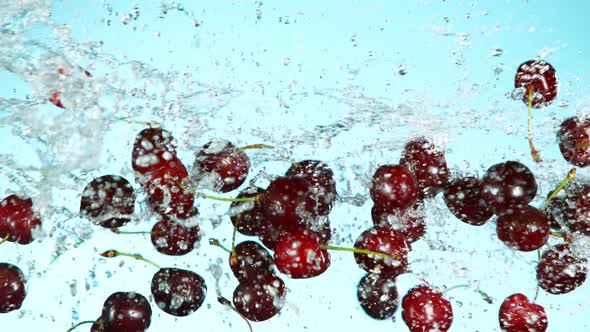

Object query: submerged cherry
[146,156,195,219]
[496,205,550,252]
[401,285,453,332]
[443,175,493,226]
[151,217,200,256]
[230,241,275,282]
[0,194,41,244]
[557,116,590,168]
[0,263,27,313]
[371,203,425,243]
[286,160,337,215]
[131,127,177,176]
[80,175,135,229]
[370,165,418,212]
[274,229,331,279]
[514,59,559,108]
[191,139,250,193]
[101,291,152,332]
[151,267,207,316]
[229,187,267,236]
[536,244,587,295]
[261,176,318,232]
[400,137,449,199]
[499,293,548,332]
[232,274,286,322]
[481,161,537,215]
[353,226,410,277]
[357,273,398,320]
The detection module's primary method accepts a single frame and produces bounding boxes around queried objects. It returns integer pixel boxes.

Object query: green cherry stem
[209,238,232,254]
[319,244,401,262]
[0,234,9,245]
[100,249,161,269]
[236,143,274,153]
[111,229,151,235]
[201,194,260,203]
[66,320,96,332]
[527,86,541,163]
[443,284,493,304]
[545,167,576,203]
[113,117,159,128]
[218,296,253,332]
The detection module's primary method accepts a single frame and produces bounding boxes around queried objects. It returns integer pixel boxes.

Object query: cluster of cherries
[1,58,589,332]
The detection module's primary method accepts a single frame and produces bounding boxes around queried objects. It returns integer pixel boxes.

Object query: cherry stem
[550,231,574,244]
[100,249,161,269]
[236,143,274,153]
[218,296,253,332]
[0,234,9,245]
[66,320,95,332]
[527,87,541,163]
[320,244,401,262]
[201,194,261,203]
[546,168,576,203]
[114,117,159,128]
[209,238,232,254]
[443,284,493,304]
[111,229,151,235]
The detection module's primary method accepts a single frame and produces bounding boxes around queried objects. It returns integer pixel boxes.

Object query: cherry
[0,263,26,313]
[481,161,538,215]
[0,194,41,244]
[561,183,590,235]
[151,217,200,256]
[370,165,418,212]
[536,244,587,295]
[353,226,410,276]
[90,317,108,332]
[499,293,548,332]
[558,116,590,167]
[80,175,135,229]
[357,273,398,320]
[496,205,550,252]
[230,241,275,282]
[191,139,250,193]
[145,156,195,219]
[514,59,559,108]
[232,274,286,322]
[400,137,449,199]
[273,229,331,279]
[543,195,569,231]
[401,285,453,332]
[229,187,267,236]
[132,127,177,176]
[285,160,337,215]
[261,176,318,232]
[443,175,493,226]
[151,267,207,316]
[371,203,426,243]
[101,291,152,332]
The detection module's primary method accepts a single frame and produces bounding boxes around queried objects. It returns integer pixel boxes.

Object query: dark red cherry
[536,244,587,295]
[543,195,570,231]
[232,274,286,322]
[191,139,250,193]
[258,223,288,250]
[0,263,27,313]
[401,285,453,332]
[357,273,398,320]
[229,187,266,236]
[400,138,449,199]
[261,176,318,232]
[370,165,418,212]
[514,59,559,108]
[146,156,195,219]
[80,175,135,229]
[443,176,493,226]
[481,161,537,215]
[258,218,331,250]
[90,316,108,332]
[371,204,425,243]
[151,267,206,316]
[562,183,590,235]
[499,293,548,332]
[274,229,330,279]
[285,160,337,215]
[151,217,200,256]
[132,127,177,175]
[0,195,41,245]
[230,241,275,282]
[354,226,410,277]
[496,205,550,252]
[101,291,152,332]
[558,116,590,167]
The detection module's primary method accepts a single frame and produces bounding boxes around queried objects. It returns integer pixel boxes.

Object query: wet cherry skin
[496,205,550,252]
[229,187,267,236]
[481,161,537,215]
[261,176,318,232]
[230,241,275,282]
[151,267,207,316]
[443,175,493,226]
[150,217,200,256]
[536,244,588,295]
[0,263,27,313]
[357,273,398,320]
[273,229,330,279]
[514,59,559,108]
[371,203,425,243]
[401,285,453,332]
[80,175,135,229]
[558,116,590,168]
[101,291,152,332]
[131,127,177,176]
[499,293,548,332]
[400,137,449,199]
[191,139,250,193]
[285,160,337,216]
[232,274,286,322]
[145,156,195,219]
[370,165,418,212]
[353,226,410,277]
[0,194,41,245]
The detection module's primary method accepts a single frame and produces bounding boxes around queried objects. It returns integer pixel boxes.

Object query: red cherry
[536,244,587,295]
[561,183,590,235]
[101,291,152,332]
[354,226,410,276]
[150,217,200,256]
[230,241,275,282]
[274,229,331,279]
[90,316,108,332]
[191,139,250,193]
[0,263,27,313]
[514,59,559,108]
[229,187,267,236]
[357,273,398,320]
[261,176,318,232]
[285,160,337,215]
[232,274,286,322]
[145,156,195,219]
[80,175,135,229]
[131,127,178,176]
[481,161,538,215]
[558,116,590,167]
[543,195,569,231]
[400,138,449,199]
[443,175,493,226]
[370,165,418,212]
[151,267,206,316]
[496,205,550,252]
[0,194,41,244]
[401,285,453,332]
[499,293,548,332]
[371,203,425,243]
